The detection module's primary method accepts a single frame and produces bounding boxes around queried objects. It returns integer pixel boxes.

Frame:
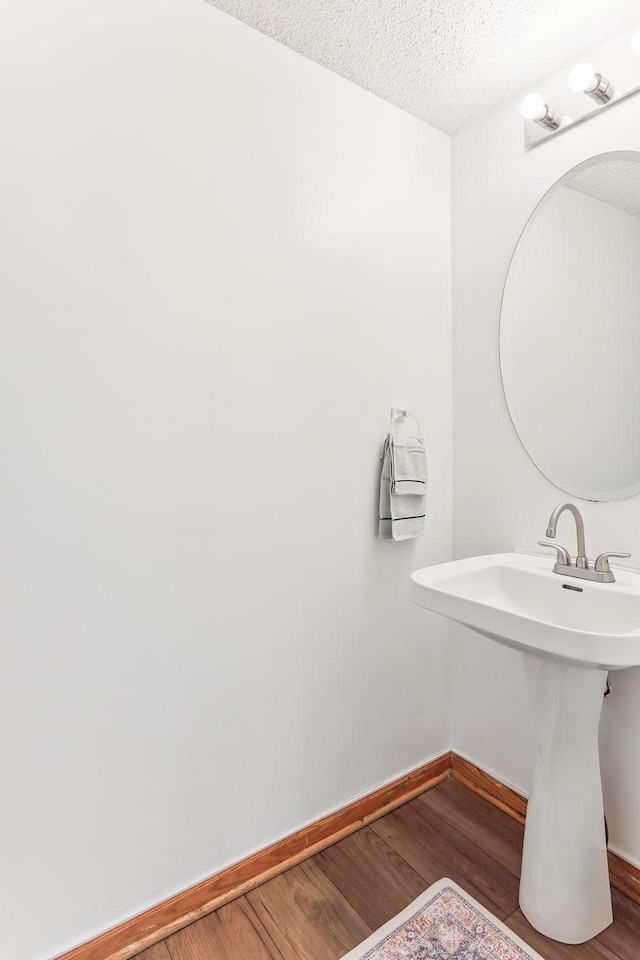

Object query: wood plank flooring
[138,777,640,960]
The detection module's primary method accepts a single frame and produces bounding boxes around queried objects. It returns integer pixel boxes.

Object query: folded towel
[390,436,427,496]
[379,433,427,541]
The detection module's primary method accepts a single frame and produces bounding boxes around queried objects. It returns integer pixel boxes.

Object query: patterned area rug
[340,879,544,960]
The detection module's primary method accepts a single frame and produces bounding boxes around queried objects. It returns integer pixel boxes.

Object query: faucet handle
[594,552,631,573]
[538,541,571,566]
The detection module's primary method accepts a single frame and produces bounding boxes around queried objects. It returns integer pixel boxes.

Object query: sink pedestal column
[519,655,612,944]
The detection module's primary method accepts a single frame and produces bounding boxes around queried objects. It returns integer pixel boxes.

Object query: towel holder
[389,406,422,435]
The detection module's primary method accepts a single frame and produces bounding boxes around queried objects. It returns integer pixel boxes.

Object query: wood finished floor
[138,778,640,960]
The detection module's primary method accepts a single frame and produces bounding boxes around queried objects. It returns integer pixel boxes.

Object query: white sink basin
[410,551,640,670]
[410,550,640,944]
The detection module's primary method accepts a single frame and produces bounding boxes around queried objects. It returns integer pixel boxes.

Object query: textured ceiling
[566,154,640,216]
[204,0,640,134]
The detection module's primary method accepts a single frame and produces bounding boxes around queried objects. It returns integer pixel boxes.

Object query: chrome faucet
[546,502,588,569]
[539,502,631,583]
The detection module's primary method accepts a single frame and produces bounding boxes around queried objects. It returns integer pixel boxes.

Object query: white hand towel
[378,434,427,541]
[390,437,427,496]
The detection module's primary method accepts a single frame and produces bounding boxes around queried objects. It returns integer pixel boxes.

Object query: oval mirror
[500,150,640,502]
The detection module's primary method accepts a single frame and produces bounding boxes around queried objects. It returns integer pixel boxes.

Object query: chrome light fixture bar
[522,27,640,149]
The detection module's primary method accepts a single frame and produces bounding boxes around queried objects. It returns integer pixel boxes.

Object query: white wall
[0,3,452,959]
[452,31,640,868]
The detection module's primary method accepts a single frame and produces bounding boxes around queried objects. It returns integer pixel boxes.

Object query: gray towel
[378,434,427,541]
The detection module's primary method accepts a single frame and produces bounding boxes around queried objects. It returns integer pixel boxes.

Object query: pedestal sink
[410,551,640,944]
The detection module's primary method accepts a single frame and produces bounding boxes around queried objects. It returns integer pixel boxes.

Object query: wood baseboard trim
[56,752,451,960]
[608,849,640,903]
[54,749,640,960]
[450,753,640,908]
[450,753,527,824]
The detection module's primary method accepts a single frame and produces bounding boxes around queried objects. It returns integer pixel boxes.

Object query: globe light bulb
[520,93,546,121]
[631,27,640,55]
[568,63,598,93]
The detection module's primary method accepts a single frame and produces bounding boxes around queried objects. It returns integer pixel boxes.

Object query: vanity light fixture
[520,93,561,129]
[568,63,615,103]
[523,25,640,150]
